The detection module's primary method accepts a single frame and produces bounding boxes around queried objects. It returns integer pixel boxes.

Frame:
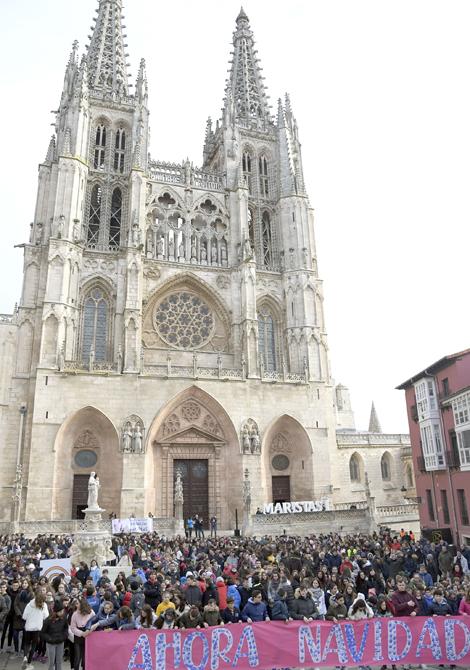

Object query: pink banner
[86,617,470,669]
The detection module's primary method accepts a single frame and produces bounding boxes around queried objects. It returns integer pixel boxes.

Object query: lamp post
[12,403,27,522]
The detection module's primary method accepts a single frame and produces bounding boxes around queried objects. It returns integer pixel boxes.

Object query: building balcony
[445,449,461,469]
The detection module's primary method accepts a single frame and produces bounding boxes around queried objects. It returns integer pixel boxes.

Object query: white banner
[111,518,152,534]
[40,558,72,579]
[263,499,331,514]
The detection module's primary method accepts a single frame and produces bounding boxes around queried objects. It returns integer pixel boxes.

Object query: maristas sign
[263,498,331,514]
[86,617,470,669]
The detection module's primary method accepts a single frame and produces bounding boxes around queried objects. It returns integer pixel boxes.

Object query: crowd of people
[0,528,468,670]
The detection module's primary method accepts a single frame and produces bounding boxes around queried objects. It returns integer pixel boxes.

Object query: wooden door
[174,459,209,528]
[72,474,89,519]
[272,475,291,504]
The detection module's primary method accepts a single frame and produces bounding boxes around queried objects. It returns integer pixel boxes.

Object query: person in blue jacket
[241,590,269,623]
[271,589,291,622]
[226,580,241,610]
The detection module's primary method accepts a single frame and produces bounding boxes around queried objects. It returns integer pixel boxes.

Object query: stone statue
[146,229,154,255]
[88,348,95,371]
[221,243,227,263]
[87,472,100,510]
[122,425,132,453]
[168,237,175,258]
[191,241,197,261]
[36,223,43,245]
[174,470,184,504]
[29,222,34,244]
[157,236,164,257]
[251,431,260,454]
[178,241,184,259]
[56,215,65,239]
[133,426,143,454]
[211,244,218,263]
[243,237,252,261]
[200,244,207,262]
[241,353,247,379]
[243,470,251,510]
[242,427,251,454]
[73,219,81,242]
[117,345,123,374]
[132,223,141,247]
[184,160,192,187]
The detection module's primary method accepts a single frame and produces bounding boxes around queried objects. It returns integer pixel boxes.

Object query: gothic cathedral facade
[0,2,410,528]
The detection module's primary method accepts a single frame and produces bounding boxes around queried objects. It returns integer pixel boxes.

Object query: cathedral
[0,1,412,529]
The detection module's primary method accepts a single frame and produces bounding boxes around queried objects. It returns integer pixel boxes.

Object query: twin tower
[1,1,341,527]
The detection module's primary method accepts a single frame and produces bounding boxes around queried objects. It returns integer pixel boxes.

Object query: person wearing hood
[347,593,374,619]
[226,580,241,610]
[215,577,227,611]
[241,590,269,623]
[271,589,291,622]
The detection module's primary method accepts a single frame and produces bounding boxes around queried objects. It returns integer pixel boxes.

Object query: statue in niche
[211,244,218,264]
[133,425,143,454]
[73,219,81,242]
[251,431,260,454]
[117,345,123,374]
[191,241,197,261]
[88,348,95,371]
[157,236,164,257]
[132,223,141,247]
[168,237,175,258]
[178,241,184,259]
[221,243,227,264]
[243,237,252,261]
[242,426,251,454]
[122,423,132,453]
[56,215,65,239]
[146,229,154,255]
[200,244,207,262]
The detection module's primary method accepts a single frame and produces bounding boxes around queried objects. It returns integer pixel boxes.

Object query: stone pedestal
[69,507,116,567]
[174,501,185,535]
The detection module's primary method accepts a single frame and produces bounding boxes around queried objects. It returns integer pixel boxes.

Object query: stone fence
[0,518,175,538]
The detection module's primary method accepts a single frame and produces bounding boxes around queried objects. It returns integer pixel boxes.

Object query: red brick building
[398,349,470,546]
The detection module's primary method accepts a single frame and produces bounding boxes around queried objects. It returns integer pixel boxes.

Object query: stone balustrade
[148,160,224,191]
[0,517,175,538]
[375,502,419,517]
[336,432,411,447]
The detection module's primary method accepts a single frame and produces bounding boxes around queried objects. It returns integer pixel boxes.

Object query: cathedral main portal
[174,459,209,527]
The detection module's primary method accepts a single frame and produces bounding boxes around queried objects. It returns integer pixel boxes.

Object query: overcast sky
[1,0,469,433]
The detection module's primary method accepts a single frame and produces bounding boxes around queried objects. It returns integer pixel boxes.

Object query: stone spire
[368,401,382,433]
[135,58,148,106]
[224,7,272,126]
[277,94,306,196]
[86,0,129,98]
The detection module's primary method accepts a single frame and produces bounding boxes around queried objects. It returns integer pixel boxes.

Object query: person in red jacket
[389,579,417,617]
[216,577,227,611]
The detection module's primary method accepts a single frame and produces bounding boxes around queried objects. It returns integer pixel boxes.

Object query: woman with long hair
[135,604,157,629]
[21,589,49,669]
[41,600,69,670]
[459,587,470,615]
[70,599,94,670]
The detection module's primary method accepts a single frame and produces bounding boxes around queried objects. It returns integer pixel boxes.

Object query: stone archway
[52,406,121,519]
[146,386,242,529]
[262,414,314,504]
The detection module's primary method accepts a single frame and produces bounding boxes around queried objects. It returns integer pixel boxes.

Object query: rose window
[154,292,214,349]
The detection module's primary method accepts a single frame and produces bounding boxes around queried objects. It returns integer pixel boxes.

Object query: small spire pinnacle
[135,58,148,105]
[277,98,285,127]
[236,6,249,25]
[368,401,382,433]
[45,135,56,163]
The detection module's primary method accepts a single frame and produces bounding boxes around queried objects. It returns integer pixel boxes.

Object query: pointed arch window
[109,188,122,248]
[258,306,277,371]
[259,156,269,197]
[261,211,273,269]
[242,151,253,194]
[94,125,106,170]
[349,454,361,482]
[81,287,109,362]
[114,129,126,173]
[381,453,392,481]
[87,184,102,245]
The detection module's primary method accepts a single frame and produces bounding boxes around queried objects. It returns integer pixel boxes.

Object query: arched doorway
[262,415,314,504]
[146,386,241,529]
[52,406,121,519]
